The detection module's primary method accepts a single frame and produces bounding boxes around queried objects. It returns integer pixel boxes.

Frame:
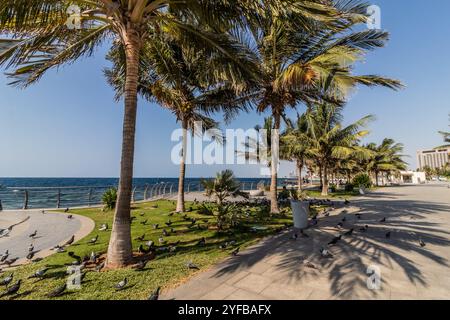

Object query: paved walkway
[0,209,94,268]
[162,184,450,300]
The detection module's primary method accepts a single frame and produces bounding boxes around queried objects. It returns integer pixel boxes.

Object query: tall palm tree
[281,113,312,191]
[439,115,450,143]
[306,103,373,196]
[244,1,402,212]
[105,31,254,213]
[0,0,260,268]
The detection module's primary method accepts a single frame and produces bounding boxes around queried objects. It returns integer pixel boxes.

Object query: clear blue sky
[1,0,449,178]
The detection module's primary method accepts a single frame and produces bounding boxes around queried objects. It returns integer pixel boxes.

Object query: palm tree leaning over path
[0,0,261,268]
[244,1,403,213]
[105,31,255,213]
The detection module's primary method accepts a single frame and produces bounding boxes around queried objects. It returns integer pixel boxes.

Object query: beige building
[417,147,450,170]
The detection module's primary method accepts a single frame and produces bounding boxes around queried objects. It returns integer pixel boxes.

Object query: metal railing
[0,180,267,210]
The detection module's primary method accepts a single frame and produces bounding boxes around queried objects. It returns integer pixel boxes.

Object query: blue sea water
[0,177,272,210]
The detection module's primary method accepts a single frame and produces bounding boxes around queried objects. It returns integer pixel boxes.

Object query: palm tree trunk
[319,165,323,189]
[296,159,303,192]
[270,114,281,214]
[176,119,188,212]
[321,163,329,196]
[106,29,141,269]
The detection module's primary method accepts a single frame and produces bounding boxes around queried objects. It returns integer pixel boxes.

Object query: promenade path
[162,184,450,300]
[0,209,94,268]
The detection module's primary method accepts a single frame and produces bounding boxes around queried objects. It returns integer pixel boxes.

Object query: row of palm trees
[0,0,402,269]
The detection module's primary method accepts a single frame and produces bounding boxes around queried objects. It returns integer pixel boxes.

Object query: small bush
[344,183,354,192]
[102,187,117,211]
[329,184,337,193]
[352,173,372,189]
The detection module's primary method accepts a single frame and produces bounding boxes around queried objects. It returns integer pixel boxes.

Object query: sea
[0,177,273,210]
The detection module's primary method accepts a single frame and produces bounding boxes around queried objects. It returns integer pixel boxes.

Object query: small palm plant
[102,188,117,212]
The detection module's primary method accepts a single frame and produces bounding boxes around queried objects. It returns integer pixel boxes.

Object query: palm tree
[244,1,402,212]
[364,138,407,186]
[439,115,450,143]
[306,104,374,196]
[281,114,312,191]
[0,0,260,268]
[201,170,248,207]
[105,31,254,213]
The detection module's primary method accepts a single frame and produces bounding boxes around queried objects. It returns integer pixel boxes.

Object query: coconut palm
[306,103,374,196]
[244,1,402,212]
[201,170,248,206]
[0,0,261,268]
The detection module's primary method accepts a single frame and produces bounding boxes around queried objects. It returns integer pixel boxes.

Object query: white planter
[290,200,309,229]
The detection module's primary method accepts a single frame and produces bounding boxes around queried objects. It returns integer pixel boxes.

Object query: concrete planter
[290,200,309,229]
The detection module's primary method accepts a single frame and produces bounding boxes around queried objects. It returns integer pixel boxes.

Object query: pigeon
[159,237,166,245]
[162,229,169,237]
[165,220,173,227]
[29,230,37,238]
[337,222,344,229]
[28,268,50,279]
[0,250,9,262]
[47,284,66,298]
[380,217,386,223]
[153,224,159,229]
[231,247,240,256]
[344,228,354,236]
[88,235,99,245]
[219,243,228,250]
[130,216,137,222]
[385,231,391,239]
[133,260,148,271]
[63,235,75,246]
[0,280,21,297]
[140,219,148,225]
[419,238,426,247]
[115,278,128,291]
[28,244,34,253]
[67,214,73,219]
[168,212,175,217]
[138,244,151,254]
[135,234,145,241]
[64,208,70,213]
[328,235,342,246]
[300,230,309,238]
[320,247,333,258]
[98,224,108,231]
[196,237,206,246]
[0,273,13,286]
[95,261,105,272]
[148,287,160,300]
[359,225,369,232]
[186,261,199,270]
[26,251,36,260]
[291,233,298,240]
[146,240,154,248]
[56,247,66,253]
[90,252,98,263]
[169,246,177,252]
[31,257,43,263]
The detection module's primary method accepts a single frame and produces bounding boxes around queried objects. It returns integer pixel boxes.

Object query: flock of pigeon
[290,198,427,270]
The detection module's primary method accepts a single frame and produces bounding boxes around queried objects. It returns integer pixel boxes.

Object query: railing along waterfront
[0,180,266,210]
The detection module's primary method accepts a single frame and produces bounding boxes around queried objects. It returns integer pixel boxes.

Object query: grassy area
[1,199,292,300]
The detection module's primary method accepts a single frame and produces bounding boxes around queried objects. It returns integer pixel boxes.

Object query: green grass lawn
[1,199,293,300]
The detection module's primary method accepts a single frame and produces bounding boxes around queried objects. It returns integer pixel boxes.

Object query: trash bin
[290,200,309,229]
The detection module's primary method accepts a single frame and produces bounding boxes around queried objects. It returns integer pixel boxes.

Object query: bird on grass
[26,251,36,260]
[90,252,98,263]
[29,230,37,238]
[64,208,70,213]
[153,224,159,230]
[196,237,206,246]
[168,212,175,217]
[219,243,228,250]
[320,247,333,259]
[146,240,154,248]
[47,284,66,298]
[162,229,169,237]
[186,261,199,270]
[88,235,99,245]
[0,280,21,298]
[140,219,148,226]
[0,250,9,263]
[159,237,166,245]
[133,260,148,271]
[328,235,342,246]
[98,224,108,231]
[385,231,391,239]
[130,216,137,223]
[344,229,354,236]
[63,235,75,246]
[138,245,151,254]
[28,268,50,279]
[0,273,13,286]
[95,262,105,272]
[148,287,160,300]
[115,278,128,291]
[56,247,66,253]
[419,238,426,247]
[3,258,18,267]
[380,217,386,223]
[231,247,240,256]
[135,234,145,241]
[165,220,173,227]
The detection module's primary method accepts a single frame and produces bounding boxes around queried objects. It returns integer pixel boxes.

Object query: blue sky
[1,0,449,178]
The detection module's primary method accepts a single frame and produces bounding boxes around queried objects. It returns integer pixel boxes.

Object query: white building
[417,147,450,170]
[398,171,426,184]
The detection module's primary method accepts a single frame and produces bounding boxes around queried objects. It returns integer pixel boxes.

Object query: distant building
[398,171,426,184]
[417,146,450,170]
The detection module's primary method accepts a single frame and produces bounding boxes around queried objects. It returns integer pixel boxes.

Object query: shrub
[330,184,337,193]
[352,173,372,189]
[344,183,354,192]
[102,187,117,211]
